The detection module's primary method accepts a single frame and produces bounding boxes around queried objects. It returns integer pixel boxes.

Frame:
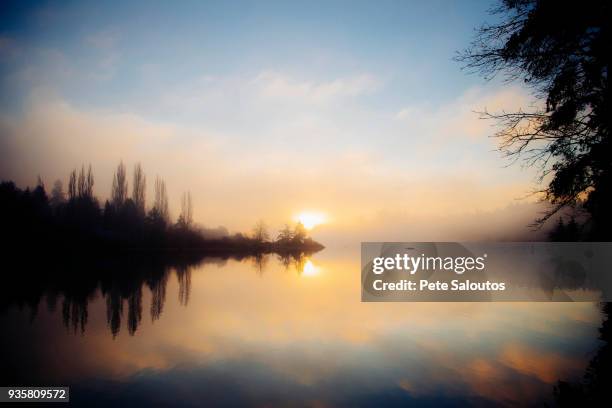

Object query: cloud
[82,29,121,80]
[147,71,381,122]
[0,69,548,241]
[0,94,223,218]
[0,93,547,242]
[253,71,381,105]
[395,86,535,140]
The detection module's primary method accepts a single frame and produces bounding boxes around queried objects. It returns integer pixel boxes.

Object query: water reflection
[1,251,314,337]
[555,302,610,406]
[0,248,607,406]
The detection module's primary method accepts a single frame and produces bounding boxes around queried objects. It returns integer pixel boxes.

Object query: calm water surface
[0,247,605,406]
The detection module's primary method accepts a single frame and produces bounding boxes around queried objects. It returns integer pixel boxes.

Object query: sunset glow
[296,212,327,230]
[302,260,320,276]
[1,1,608,406]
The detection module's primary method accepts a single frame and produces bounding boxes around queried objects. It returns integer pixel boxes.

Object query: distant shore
[1,174,324,258]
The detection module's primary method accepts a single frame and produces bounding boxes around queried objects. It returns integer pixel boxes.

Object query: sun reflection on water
[302,260,320,277]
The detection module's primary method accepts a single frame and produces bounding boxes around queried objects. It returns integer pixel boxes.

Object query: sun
[296,212,327,230]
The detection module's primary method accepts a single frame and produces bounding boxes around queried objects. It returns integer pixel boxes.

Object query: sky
[0,0,547,242]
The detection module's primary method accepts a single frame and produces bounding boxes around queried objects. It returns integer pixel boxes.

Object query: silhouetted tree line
[0,161,323,254]
[458,0,612,239]
[549,216,582,242]
[0,162,323,337]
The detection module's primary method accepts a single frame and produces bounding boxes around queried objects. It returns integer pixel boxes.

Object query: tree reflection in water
[555,302,611,406]
[1,251,314,337]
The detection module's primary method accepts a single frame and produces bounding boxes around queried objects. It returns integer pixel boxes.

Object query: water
[0,247,605,406]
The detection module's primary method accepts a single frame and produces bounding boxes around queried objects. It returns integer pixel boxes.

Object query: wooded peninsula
[0,161,324,256]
